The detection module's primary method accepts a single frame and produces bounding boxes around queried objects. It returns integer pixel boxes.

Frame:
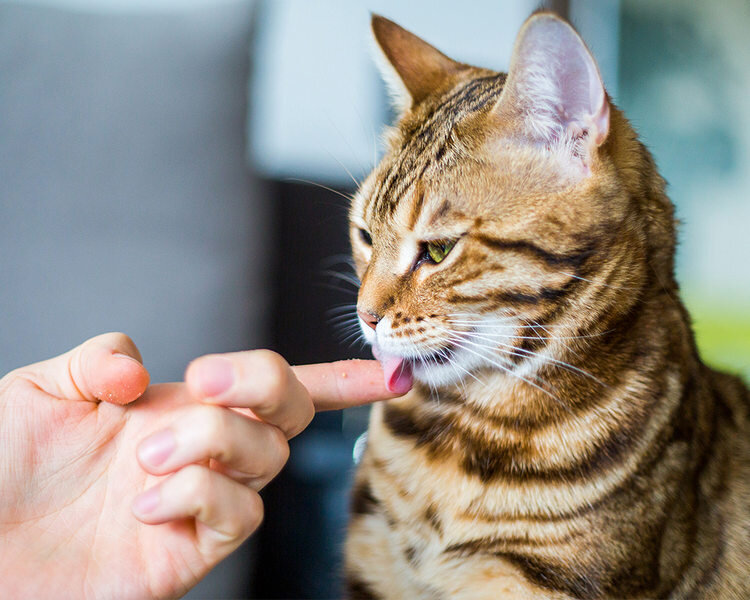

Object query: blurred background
[1,0,747,597]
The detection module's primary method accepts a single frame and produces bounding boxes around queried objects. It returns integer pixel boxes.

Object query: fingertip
[295,359,405,412]
[132,486,161,522]
[93,351,150,405]
[185,355,235,400]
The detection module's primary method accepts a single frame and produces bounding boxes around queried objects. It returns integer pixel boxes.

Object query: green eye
[425,239,456,264]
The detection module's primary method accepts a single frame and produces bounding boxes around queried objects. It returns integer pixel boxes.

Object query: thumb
[19,332,150,405]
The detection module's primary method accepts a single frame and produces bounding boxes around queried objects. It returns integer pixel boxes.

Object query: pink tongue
[381,354,414,395]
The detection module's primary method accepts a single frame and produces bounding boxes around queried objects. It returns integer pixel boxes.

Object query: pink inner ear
[510,15,610,149]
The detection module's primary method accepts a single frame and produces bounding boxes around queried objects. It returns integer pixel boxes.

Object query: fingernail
[138,429,176,467]
[113,352,143,366]
[133,487,160,515]
[192,356,235,397]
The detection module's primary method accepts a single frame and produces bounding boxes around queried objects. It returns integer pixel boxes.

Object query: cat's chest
[383,516,574,600]
[362,402,592,599]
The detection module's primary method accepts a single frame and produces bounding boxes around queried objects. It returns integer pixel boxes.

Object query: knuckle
[225,488,263,540]
[195,405,232,460]
[270,427,290,467]
[181,464,212,500]
[300,398,315,432]
[250,350,290,411]
[246,490,265,532]
[1,368,32,394]
[196,404,227,438]
[219,517,245,542]
[284,396,314,439]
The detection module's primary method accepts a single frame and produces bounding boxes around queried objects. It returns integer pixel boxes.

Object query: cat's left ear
[496,13,610,164]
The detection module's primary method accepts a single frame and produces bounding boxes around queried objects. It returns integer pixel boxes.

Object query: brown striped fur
[345,13,750,600]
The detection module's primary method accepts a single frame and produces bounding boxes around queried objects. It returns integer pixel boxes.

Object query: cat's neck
[384,287,707,516]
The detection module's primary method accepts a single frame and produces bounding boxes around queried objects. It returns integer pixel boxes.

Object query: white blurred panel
[570,0,620,99]
[1,0,247,12]
[249,0,542,184]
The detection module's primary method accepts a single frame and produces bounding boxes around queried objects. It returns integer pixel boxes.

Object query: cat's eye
[425,239,456,264]
[359,228,372,246]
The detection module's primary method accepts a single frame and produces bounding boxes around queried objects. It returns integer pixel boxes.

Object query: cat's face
[351,15,641,393]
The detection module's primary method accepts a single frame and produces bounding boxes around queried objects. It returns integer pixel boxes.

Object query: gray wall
[0,4,266,595]
[0,2,270,387]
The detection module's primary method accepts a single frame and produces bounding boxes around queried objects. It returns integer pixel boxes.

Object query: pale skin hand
[0,333,398,599]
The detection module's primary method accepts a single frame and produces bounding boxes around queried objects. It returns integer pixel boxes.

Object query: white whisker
[560,271,641,291]
[447,337,563,404]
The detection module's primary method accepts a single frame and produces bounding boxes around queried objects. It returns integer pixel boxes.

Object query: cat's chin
[409,347,488,389]
[411,362,466,388]
[370,340,493,390]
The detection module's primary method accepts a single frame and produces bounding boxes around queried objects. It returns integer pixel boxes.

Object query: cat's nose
[358,310,380,331]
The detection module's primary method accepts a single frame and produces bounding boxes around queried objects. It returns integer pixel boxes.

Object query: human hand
[0,333,398,599]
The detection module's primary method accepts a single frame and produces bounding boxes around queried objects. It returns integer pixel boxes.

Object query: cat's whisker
[322,110,371,184]
[328,316,361,329]
[320,270,361,290]
[447,337,564,406]
[559,271,642,291]
[284,177,356,204]
[339,328,366,347]
[332,317,362,332]
[324,148,363,190]
[446,317,571,331]
[320,254,358,270]
[433,324,563,393]
[453,327,609,342]
[445,317,610,341]
[526,317,555,339]
[437,322,605,388]
[479,337,606,388]
[434,325,548,383]
[433,344,484,388]
[316,282,360,296]
[326,304,358,316]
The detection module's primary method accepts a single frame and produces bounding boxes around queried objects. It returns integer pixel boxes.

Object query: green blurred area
[619,0,750,385]
[686,297,750,380]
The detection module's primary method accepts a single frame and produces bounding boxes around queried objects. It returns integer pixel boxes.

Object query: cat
[344,12,750,600]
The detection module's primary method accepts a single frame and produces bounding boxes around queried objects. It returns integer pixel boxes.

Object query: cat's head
[351,13,674,395]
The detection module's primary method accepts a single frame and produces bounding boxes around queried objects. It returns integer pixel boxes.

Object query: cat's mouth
[373,343,458,394]
[411,344,457,366]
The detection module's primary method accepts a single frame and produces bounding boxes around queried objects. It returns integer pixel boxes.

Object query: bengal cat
[344,13,750,600]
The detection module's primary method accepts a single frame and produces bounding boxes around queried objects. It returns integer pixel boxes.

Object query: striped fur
[345,14,750,600]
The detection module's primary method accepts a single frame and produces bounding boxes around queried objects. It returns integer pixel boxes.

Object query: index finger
[292,359,404,412]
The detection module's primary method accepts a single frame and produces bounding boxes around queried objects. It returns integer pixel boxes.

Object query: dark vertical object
[251,179,368,599]
[543,0,569,18]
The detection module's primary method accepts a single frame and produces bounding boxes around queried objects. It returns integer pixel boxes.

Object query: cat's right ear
[495,13,610,170]
[371,15,466,114]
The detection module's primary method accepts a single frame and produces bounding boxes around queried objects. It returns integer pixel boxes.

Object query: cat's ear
[497,13,610,162]
[371,15,466,113]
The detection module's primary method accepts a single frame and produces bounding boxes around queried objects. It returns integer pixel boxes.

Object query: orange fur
[345,13,750,600]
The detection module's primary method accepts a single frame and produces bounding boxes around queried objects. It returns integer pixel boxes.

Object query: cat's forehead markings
[426,198,452,227]
[397,236,419,274]
[414,193,454,234]
[392,191,421,274]
[368,74,507,219]
[406,182,426,230]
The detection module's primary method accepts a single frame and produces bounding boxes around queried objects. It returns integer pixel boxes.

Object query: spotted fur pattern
[345,14,750,600]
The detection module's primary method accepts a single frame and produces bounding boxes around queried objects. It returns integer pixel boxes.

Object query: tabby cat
[344,13,750,600]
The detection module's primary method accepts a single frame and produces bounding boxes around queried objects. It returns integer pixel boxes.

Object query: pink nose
[358,310,379,331]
